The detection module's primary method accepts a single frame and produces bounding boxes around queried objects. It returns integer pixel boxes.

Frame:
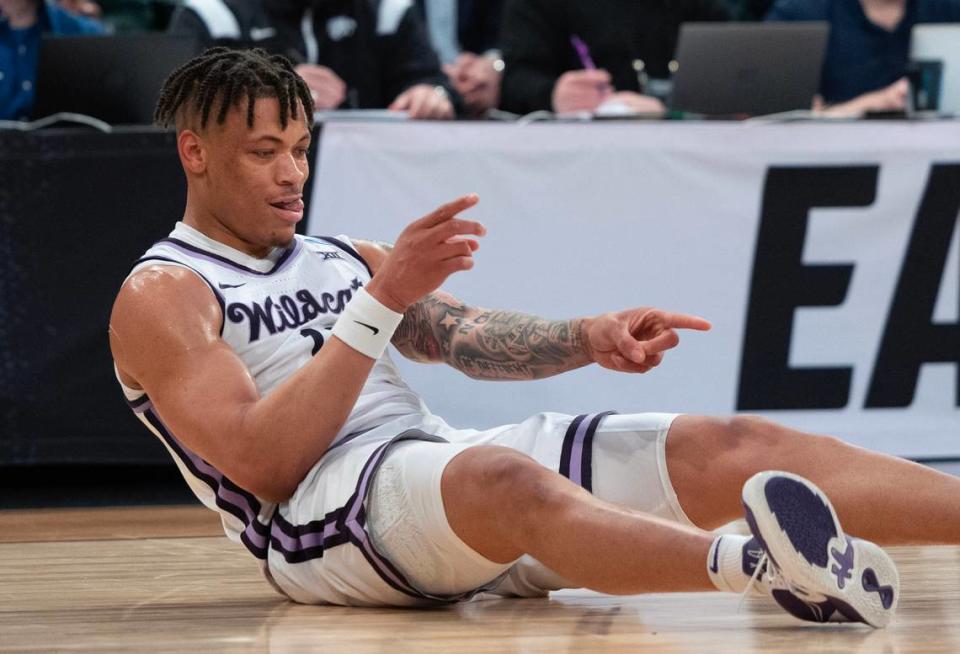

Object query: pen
[570,35,596,70]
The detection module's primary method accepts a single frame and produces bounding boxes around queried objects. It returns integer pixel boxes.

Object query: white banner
[309,121,960,458]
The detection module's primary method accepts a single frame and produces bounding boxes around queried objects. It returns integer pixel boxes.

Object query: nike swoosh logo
[354,320,379,335]
[709,536,722,574]
[218,282,246,289]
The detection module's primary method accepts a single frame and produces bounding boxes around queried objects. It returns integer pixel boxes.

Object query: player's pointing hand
[366,194,486,313]
[583,308,711,374]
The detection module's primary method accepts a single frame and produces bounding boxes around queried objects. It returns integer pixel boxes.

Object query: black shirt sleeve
[166,6,215,44]
[378,6,463,110]
[499,0,567,114]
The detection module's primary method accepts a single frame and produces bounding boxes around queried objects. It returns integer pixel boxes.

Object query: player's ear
[178,129,207,174]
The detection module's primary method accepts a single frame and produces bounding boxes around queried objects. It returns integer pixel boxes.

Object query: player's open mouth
[269,197,304,222]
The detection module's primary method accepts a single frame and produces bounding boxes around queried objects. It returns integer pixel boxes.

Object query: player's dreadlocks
[154,47,315,130]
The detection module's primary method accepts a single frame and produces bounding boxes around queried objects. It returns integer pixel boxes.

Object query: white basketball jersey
[116,222,430,560]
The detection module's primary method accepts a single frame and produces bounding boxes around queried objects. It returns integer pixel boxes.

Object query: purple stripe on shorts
[566,414,596,487]
[346,441,393,526]
[580,411,616,492]
[243,520,270,550]
[347,518,418,595]
[338,431,501,603]
[270,519,341,552]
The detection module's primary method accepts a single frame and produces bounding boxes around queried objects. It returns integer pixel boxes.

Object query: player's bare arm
[109,265,380,504]
[110,195,485,504]
[391,291,592,380]
[389,294,711,380]
[358,228,712,380]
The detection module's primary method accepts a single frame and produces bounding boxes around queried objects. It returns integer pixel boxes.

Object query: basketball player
[109,48,960,627]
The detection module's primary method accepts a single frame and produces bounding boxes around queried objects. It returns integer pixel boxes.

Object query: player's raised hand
[366,194,485,312]
[584,308,711,374]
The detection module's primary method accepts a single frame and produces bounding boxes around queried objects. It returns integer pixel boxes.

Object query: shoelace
[738,551,770,612]
[738,551,832,617]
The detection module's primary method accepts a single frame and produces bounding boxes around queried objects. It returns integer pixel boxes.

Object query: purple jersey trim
[156,237,302,277]
[131,255,227,336]
[134,406,505,601]
[310,235,374,278]
[124,394,153,414]
[137,404,356,563]
[142,408,271,557]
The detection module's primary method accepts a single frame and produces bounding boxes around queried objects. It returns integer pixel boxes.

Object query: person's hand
[389,84,455,119]
[444,52,501,115]
[366,195,486,312]
[582,308,711,373]
[597,91,666,115]
[59,0,101,17]
[295,64,347,110]
[551,69,613,113]
[820,78,909,116]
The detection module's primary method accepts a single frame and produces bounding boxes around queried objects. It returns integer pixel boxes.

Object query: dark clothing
[500,0,731,114]
[738,0,776,19]
[766,0,960,103]
[168,0,455,110]
[414,0,503,55]
[168,0,285,53]
[0,1,104,120]
[98,0,177,32]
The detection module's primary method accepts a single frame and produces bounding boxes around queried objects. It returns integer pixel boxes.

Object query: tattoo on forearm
[392,292,589,380]
[392,291,466,363]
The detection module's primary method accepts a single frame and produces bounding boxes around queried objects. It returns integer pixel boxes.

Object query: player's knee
[468,446,561,516]
[715,415,788,466]
[724,415,844,471]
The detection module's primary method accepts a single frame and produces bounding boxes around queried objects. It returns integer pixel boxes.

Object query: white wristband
[331,287,404,359]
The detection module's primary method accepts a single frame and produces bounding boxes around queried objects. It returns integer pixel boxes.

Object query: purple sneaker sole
[742,471,900,628]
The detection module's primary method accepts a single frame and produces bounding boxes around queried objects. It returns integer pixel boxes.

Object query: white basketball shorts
[369,412,692,600]
[266,412,691,606]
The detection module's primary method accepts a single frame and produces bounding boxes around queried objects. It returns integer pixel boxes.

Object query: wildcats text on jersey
[226,278,364,343]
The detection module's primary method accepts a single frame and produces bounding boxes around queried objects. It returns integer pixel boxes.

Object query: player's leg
[665,415,960,543]
[440,444,717,595]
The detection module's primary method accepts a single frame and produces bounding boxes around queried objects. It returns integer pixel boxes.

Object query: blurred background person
[58,0,178,32]
[725,0,776,19]
[416,0,504,116]
[0,0,104,120]
[499,0,731,116]
[767,0,960,114]
[168,0,457,119]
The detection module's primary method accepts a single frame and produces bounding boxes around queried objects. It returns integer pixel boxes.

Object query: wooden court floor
[1,506,958,653]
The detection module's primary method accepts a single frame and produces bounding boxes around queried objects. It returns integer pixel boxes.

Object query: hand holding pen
[551,35,613,113]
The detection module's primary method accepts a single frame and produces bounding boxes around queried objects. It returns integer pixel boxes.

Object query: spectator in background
[767,0,960,114]
[168,0,457,119]
[58,0,177,32]
[722,0,776,19]
[416,0,504,116]
[0,0,103,120]
[500,0,730,116]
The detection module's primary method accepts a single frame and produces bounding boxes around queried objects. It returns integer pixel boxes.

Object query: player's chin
[269,225,297,248]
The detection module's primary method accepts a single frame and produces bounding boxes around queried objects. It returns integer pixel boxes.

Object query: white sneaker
[740,471,899,628]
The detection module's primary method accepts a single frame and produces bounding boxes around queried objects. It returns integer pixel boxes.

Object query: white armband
[331,287,404,359]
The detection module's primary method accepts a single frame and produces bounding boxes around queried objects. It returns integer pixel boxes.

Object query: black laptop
[670,23,830,117]
[32,33,201,125]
